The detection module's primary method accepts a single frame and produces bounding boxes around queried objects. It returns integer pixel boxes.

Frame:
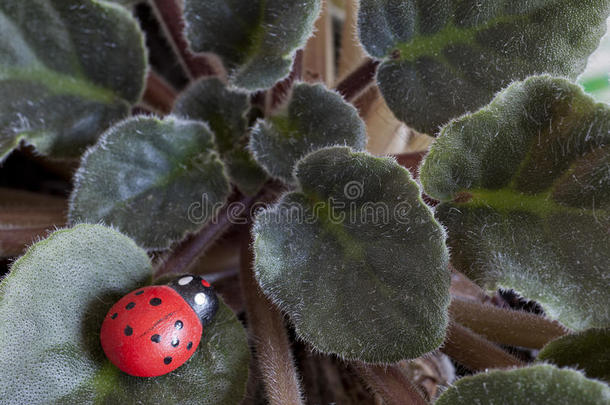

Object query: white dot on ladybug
[194,293,207,306]
[178,276,193,285]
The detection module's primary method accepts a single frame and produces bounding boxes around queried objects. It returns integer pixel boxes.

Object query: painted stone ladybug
[100,274,218,377]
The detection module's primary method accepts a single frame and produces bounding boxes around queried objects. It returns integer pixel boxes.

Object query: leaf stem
[150,0,219,79]
[142,71,177,114]
[153,192,257,278]
[153,181,284,279]
[352,362,428,405]
[441,322,525,371]
[450,297,569,349]
[240,239,305,405]
[266,50,304,114]
[335,58,380,102]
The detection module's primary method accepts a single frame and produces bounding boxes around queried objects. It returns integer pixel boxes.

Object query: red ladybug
[100,274,218,377]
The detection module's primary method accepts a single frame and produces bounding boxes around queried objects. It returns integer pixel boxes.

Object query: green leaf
[0,0,147,160]
[183,0,321,91]
[538,328,610,383]
[420,75,610,330]
[0,224,249,404]
[250,83,367,184]
[435,364,610,405]
[69,116,231,250]
[358,0,610,134]
[253,146,450,363]
[173,77,267,196]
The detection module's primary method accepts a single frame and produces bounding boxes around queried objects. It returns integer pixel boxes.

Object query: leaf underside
[420,75,610,330]
[253,146,450,363]
[183,0,321,91]
[0,225,250,404]
[250,83,367,184]
[173,77,267,196]
[0,0,147,160]
[435,364,610,405]
[358,0,610,134]
[69,116,231,250]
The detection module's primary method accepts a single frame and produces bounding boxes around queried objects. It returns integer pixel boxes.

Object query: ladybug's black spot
[174,320,183,330]
[125,302,136,310]
[187,342,193,350]
[151,334,161,343]
[150,298,162,306]
[124,325,133,336]
[171,338,179,347]
[111,313,118,320]
[135,290,144,296]
[164,357,172,365]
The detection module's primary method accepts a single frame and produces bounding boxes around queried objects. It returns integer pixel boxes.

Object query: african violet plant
[0,0,609,404]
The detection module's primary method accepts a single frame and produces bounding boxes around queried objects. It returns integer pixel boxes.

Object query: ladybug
[100,274,218,377]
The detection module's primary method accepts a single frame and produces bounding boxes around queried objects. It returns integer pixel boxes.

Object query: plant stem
[153,181,284,279]
[393,152,427,172]
[441,322,525,371]
[150,0,219,79]
[142,71,177,114]
[153,192,258,279]
[450,297,569,349]
[352,362,428,405]
[240,240,305,405]
[266,50,304,114]
[449,267,489,302]
[335,58,380,102]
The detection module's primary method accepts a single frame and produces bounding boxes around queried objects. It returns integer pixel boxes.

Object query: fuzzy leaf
[538,328,610,383]
[173,78,267,195]
[253,146,450,363]
[420,76,609,330]
[69,116,231,250]
[358,0,610,134]
[183,0,321,91]
[0,224,250,404]
[435,365,610,405]
[0,0,147,160]
[250,83,367,184]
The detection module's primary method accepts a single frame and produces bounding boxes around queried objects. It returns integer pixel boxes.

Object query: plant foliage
[183,0,321,91]
[69,116,231,250]
[253,146,450,362]
[250,83,367,184]
[359,0,610,134]
[421,75,609,330]
[0,0,147,160]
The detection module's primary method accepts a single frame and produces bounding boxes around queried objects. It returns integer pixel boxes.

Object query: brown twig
[335,58,380,102]
[449,297,569,349]
[441,322,525,371]
[150,0,218,79]
[240,238,304,405]
[352,362,428,405]
[142,71,178,114]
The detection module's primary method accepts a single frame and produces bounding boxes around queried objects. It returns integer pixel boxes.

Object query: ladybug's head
[168,274,219,326]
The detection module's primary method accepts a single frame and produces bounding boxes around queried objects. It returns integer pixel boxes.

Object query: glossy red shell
[100,285,202,377]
